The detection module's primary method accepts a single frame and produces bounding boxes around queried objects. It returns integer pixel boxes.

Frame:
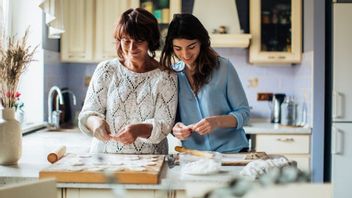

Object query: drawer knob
[276,138,294,142]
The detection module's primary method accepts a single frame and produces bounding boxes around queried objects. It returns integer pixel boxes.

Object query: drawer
[255,134,310,154]
[286,155,311,172]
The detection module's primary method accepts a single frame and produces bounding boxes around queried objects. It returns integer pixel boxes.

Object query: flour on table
[182,158,221,175]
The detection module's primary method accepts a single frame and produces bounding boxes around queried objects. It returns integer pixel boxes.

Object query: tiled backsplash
[44,49,313,125]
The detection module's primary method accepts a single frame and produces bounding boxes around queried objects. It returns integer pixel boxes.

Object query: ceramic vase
[0,108,22,165]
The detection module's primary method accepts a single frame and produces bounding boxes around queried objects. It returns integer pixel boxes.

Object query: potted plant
[0,29,37,165]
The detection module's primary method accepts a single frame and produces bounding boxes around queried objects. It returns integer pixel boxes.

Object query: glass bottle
[280,96,297,126]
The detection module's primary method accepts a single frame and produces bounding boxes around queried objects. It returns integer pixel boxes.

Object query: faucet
[56,90,77,108]
[48,86,64,128]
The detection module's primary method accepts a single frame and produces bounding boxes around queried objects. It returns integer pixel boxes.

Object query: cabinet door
[285,155,310,172]
[95,0,139,62]
[331,123,352,198]
[255,134,310,154]
[65,188,156,198]
[249,0,302,64]
[61,0,94,62]
[332,4,352,121]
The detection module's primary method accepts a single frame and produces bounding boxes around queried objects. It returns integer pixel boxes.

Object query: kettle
[271,93,286,123]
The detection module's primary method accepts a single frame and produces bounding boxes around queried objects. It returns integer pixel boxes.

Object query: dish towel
[240,157,289,180]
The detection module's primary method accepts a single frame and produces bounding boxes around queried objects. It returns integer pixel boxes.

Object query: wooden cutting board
[221,152,270,166]
[39,153,165,184]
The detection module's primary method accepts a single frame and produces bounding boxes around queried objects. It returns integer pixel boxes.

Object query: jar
[280,96,297,126]
[262,11,271,24]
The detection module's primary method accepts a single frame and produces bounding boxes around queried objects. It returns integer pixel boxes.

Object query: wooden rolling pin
[174,146,214,158]
[47,145,66,164]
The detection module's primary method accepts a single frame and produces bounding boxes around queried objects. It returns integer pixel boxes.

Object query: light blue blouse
[177,57,250,153]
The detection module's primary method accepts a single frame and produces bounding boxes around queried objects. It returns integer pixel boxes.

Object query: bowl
[179,152,222,175]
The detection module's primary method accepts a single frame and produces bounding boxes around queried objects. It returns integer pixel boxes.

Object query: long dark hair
[160,13,219,93]
[114,8,160,60]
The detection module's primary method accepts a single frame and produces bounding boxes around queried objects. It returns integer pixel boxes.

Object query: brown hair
[160,14,219,93]
[114,8,160,61]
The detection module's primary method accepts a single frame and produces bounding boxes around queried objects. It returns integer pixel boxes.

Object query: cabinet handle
[278,56,286,59]
[268,56,276,59]
[68,55,85,58]
[332,91,343,119]
[276,138,294,142]
[332,127,344,155]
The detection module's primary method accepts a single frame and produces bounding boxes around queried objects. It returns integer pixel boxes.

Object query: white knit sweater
[78,59,177,154]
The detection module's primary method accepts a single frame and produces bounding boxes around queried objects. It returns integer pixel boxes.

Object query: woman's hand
[192,117,218,135]
[192,115,237,135]
[172,122,193,140]
[112,123,152,144]
[87,116,111,141]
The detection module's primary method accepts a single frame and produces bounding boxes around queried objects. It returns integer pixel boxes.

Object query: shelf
[210,33,252,48]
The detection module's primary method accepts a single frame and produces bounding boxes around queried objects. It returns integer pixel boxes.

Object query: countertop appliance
[331,3,352,198]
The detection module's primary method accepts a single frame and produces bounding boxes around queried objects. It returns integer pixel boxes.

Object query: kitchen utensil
[165,154,178,168]
[174,146,214,158]
[47,145,66,164]
[271,93,286,123]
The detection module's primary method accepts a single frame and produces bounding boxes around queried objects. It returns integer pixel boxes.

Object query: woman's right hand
[172,122,193,140]
[87,116,111,141]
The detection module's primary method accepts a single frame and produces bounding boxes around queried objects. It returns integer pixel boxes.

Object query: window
[0,0,9,39]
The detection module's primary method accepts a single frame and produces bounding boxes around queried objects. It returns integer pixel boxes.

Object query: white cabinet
[249,0,302,64]
[61,0,135,63]
[61,0,94,62]
[63,188,185,198]
[61,0,181,62]
[95,0,139,62]
[254,134,311,171]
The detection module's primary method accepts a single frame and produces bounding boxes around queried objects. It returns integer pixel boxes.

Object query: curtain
[0,0,5,40]
[39,0,64,39]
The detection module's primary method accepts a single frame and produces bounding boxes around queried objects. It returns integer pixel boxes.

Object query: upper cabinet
[249,0,302,64]
[61,0,181,63]
[61,0,94,62]
[95,0,139,62]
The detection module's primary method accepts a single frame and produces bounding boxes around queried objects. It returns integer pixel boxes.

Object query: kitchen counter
[0,121,310,184]
[0,122,310,197]
[0,129,91,185]
[0,128,242,197]
[244,119,311,134]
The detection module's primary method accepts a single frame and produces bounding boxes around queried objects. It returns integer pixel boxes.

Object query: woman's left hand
[192,117,218,135]
[111,123,152,144]
[112,124,139,144]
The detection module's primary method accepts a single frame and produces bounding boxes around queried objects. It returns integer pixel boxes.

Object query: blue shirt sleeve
[224,58,250,129]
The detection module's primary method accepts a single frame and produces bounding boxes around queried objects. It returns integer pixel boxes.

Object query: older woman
[79,8,177,154]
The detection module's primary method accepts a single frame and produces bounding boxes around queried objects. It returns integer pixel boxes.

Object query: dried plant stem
[0,29,37,108]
